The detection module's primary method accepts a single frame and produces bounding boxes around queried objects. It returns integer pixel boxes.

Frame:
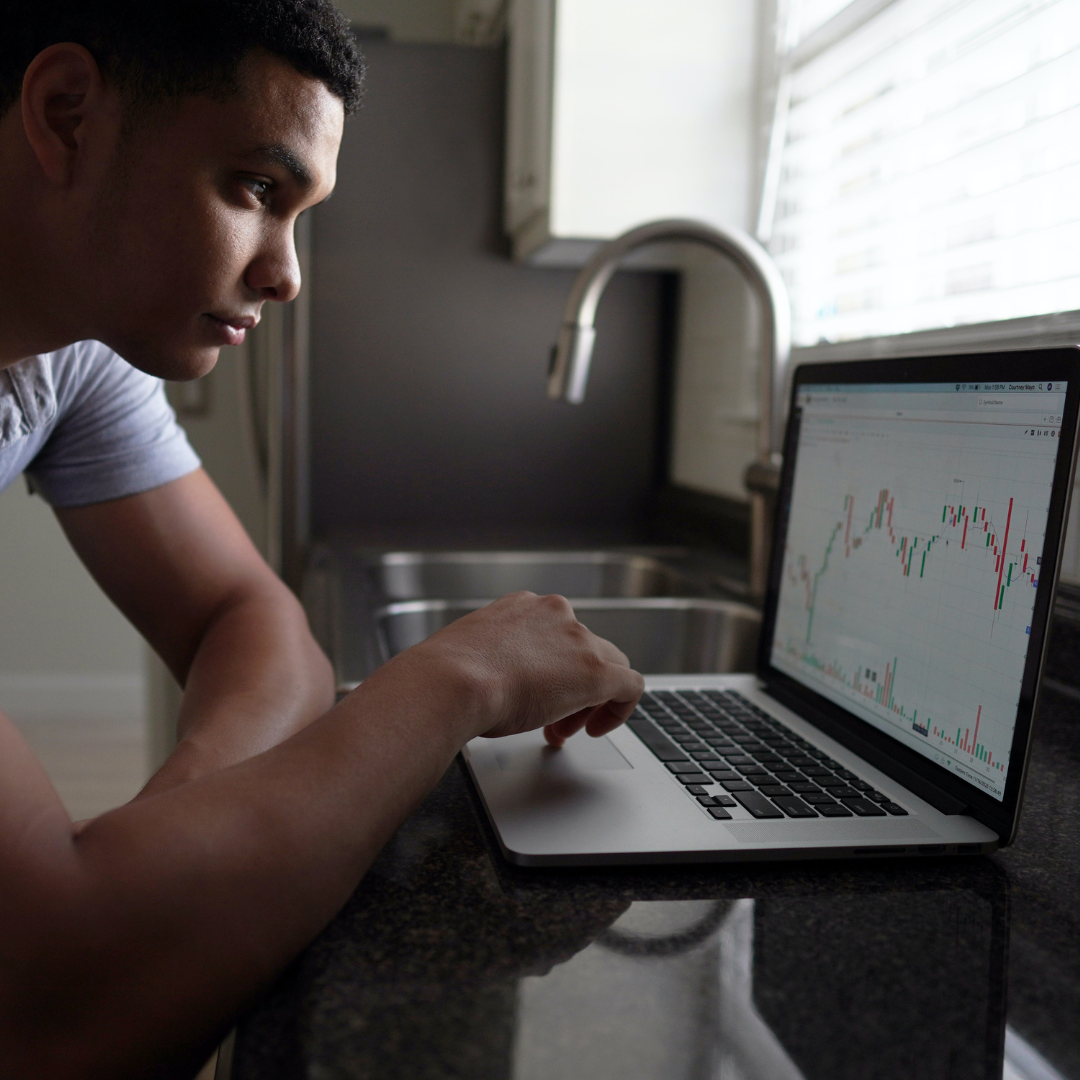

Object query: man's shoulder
[22,342,199,508]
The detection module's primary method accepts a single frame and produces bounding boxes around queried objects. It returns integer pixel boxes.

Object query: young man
[0,3,643,1076]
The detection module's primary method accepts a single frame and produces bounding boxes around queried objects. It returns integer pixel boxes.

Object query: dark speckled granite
[233,658,1080,1080]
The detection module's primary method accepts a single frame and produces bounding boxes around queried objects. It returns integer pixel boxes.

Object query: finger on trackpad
[496,734,633,772]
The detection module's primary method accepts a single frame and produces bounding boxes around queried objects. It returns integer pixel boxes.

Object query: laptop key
[771,771,802,784]
[708,806,733,820]
[772,796,818,818]
[724,755,754,765]
[714,794,737,806]
[732,791,784,818]
[666,761,703,773]
[627,718,689,761]
[816,802,854,817]
[677,772,710,785]
[696,794,719,806]
[846,797,887,816]
[708,770,741,781]
[789,782,822,794]
[721,780,754,792]
[802,792,839,804]
[883,803,909,815]
[685,785,710,796]
[757,786,794,799]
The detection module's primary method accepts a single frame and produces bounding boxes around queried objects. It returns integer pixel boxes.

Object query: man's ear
[20,44,109,187]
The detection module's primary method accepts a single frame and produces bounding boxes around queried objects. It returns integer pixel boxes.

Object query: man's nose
[246,229,302,304]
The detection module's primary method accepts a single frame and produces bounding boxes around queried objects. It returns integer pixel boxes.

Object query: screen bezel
[757,348,1080,842]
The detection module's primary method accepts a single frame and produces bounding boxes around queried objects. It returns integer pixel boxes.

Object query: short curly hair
[0,0,365,117]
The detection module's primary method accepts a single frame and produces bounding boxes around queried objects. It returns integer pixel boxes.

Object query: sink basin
[357,551,697,602]
[375,597,761,675]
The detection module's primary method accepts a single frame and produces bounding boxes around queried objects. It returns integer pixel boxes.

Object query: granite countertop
[231,671,1080,1080]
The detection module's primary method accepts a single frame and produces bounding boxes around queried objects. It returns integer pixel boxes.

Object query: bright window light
[767,0,1080,346]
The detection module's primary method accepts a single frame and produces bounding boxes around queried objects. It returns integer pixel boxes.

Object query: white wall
[670,253,762,499]
[666,0,767,503]
[0,482,144,724]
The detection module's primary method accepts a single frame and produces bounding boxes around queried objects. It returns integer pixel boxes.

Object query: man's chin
[110,342,222,382]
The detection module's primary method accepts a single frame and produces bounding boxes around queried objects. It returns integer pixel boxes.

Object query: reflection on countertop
[231,677,1079,1080]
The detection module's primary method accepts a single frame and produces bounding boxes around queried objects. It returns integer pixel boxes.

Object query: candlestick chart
[771,410,1061,800]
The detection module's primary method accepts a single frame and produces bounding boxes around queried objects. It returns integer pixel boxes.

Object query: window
[760,0,1080,347]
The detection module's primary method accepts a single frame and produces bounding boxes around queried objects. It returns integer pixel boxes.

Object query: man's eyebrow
[244,143,315,188]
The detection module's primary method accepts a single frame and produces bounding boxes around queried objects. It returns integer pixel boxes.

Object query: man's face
[85,50,343,381]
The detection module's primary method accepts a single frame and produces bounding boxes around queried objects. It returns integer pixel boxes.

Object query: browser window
[771,380,1068,799]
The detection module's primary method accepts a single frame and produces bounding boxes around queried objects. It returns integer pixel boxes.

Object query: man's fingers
[418,589,644,741]
[544,663,644,747]
[543,709,592,748]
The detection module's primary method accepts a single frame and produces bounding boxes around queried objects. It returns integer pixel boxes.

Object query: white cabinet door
[506,0,760,265]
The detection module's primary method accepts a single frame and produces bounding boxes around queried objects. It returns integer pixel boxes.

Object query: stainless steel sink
[358,550,697,602]
[375,597,761,675]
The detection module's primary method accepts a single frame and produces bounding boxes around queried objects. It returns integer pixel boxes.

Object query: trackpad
[496,733,633,773]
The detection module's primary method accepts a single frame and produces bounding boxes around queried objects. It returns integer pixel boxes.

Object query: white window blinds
[765,0,1080,346]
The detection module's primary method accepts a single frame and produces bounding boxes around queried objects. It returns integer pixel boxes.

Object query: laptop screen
[770,379,1068,802]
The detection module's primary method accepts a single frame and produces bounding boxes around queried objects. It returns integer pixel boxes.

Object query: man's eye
[243,178,272,204]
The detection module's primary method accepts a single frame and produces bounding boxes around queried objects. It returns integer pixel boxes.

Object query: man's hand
[390,591,643,747]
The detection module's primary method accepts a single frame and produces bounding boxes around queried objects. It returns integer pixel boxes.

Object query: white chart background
[771,409,1061,799]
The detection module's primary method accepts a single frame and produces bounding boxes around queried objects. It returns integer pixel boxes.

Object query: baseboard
[0,672,145,725]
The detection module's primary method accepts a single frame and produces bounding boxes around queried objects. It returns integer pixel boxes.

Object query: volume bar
[627,718,689,762]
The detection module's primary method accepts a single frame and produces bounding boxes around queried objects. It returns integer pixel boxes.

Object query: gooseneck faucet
[547,219,791,598]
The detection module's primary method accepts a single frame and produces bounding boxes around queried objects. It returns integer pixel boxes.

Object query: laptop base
[464,675,999,867]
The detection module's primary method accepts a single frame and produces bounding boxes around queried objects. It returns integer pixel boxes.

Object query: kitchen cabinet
[505,0,761,265]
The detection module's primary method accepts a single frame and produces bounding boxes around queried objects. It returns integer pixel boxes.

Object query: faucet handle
[744,453,783,497]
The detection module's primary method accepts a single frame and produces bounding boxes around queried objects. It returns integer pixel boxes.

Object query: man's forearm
[4,648,476,1080]
[140,587,335,797]
[2,593,642,1079]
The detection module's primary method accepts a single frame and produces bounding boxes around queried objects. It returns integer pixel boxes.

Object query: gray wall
[309,41,667,546]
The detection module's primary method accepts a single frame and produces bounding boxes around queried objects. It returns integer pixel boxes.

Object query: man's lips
[205,313,259,345]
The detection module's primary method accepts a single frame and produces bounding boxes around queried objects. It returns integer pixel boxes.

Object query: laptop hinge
[763,682,971,816]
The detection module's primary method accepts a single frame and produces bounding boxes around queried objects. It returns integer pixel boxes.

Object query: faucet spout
[547,218,792,596]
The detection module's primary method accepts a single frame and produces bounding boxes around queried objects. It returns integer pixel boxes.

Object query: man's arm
[2,467,643,1077]
[55,469,336,795]
[0,582,641,1078]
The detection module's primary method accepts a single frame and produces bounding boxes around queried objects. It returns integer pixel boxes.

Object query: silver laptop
[464,349,1080,864]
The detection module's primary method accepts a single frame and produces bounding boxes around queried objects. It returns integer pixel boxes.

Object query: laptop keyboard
[627,690,909,821]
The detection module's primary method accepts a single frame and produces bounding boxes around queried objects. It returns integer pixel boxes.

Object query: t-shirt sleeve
[26,342,201,507]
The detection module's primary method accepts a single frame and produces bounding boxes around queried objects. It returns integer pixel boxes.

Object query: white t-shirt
[0,341,200,506]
